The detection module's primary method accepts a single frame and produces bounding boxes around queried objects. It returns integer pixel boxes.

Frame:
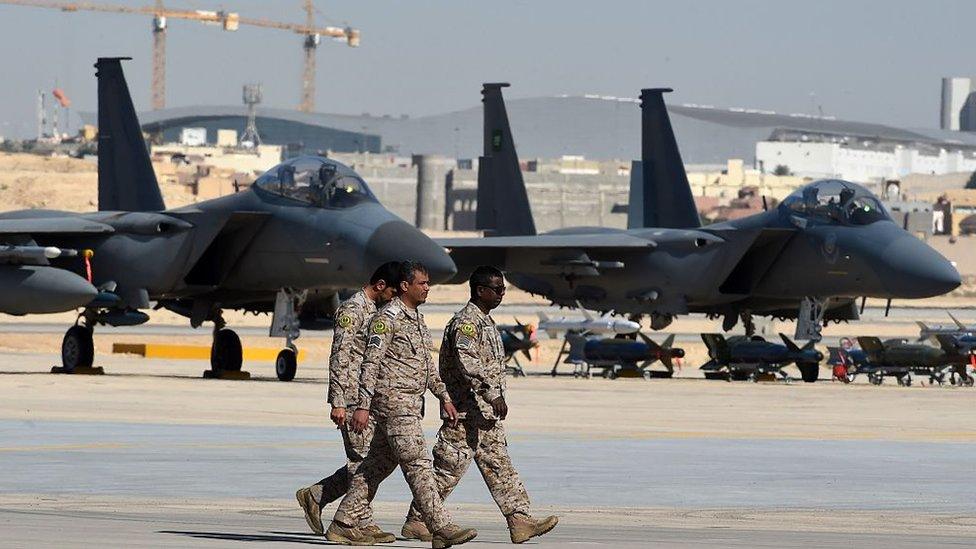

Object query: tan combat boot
[401,519,433,542]
[325,521,375,545]
[507,513,559,544]
[430,523,477,549]
[363,523,396,543]
[295,487,323,535]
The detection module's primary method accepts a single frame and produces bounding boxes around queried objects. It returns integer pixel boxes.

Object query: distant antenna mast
[36,90,46,140]
[240,83,263,147]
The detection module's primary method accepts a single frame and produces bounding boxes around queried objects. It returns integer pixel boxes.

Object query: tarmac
[2,346,976,547]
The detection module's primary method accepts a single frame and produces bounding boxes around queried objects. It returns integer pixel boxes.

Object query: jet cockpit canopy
[254,156,377,208]
[781,179,890,226]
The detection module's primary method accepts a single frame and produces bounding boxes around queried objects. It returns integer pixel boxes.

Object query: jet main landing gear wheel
[276,348,297,381]
[61,325,94,371]
[210,328,243,373]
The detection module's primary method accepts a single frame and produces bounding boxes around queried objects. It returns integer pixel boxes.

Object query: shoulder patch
[337,313,353,328]
[459,322,476,337]
[456,334,474,350]
[383,304,400,318]
[367,334,383,348]
[371,319,388,335]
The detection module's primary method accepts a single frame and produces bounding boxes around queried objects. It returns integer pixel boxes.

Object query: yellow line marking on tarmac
[112,343,307,361]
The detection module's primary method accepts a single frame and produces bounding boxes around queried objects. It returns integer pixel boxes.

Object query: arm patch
[456,334,474,350]
[367,334,383,348]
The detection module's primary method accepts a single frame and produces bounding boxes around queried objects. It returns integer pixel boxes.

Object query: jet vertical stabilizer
[638,88,700,229]
[477,83,535,236]
[96,57,165,212]
[626,160,644,229]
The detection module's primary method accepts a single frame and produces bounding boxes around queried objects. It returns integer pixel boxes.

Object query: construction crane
[2,0,359,111]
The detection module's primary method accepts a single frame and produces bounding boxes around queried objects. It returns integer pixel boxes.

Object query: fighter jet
[536,302,641,338]
[438,84,960,341]
[700,333,823,382]
[0,58,455,380]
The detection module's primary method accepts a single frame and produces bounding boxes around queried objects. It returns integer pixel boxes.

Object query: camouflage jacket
[327,289,376,408]
[357,296,450,418]
[440,301,506,420]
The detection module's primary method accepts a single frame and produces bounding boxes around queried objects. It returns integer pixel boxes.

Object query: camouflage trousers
[406,416,530,523]
[333,414,452,532]
[305,414,376,522]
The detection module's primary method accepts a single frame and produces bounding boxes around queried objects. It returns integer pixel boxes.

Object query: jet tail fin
[626,160,644,229]
[636,88,700,229]
[95,57,165,212]
[476,83,535,236]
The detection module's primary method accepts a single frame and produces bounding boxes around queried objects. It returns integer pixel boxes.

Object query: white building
[756,141,976,183]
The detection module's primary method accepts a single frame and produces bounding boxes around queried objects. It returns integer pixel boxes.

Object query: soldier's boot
[507,513,559,544]
[295,487,323,535]
[325,521,375,545]
[430,523,478,549]
[364,524,396,543]
[401,519,433,542]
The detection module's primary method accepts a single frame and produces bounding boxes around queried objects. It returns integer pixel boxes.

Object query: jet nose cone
[365,221,457,283]
[880,234,960,298]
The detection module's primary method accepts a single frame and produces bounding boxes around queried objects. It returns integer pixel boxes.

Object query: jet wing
[436,234,656,249]
[438,234,655,281]
[0,218,115,235]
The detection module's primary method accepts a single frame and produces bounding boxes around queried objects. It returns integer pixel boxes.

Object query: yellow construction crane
[2,0,359,111]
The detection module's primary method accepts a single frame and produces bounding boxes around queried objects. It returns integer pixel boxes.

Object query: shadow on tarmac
[159,530,338,545]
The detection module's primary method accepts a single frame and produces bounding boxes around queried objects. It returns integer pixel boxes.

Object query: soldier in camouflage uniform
[402,266,558,544]
[326,261,478,548]
[296,262,400,542]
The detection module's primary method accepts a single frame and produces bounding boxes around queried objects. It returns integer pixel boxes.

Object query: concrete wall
[353,165,418,223]
[445,169,630,232]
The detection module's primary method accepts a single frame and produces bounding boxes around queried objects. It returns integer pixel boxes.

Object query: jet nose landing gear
[276,348,298,382]
[270,288,307,382]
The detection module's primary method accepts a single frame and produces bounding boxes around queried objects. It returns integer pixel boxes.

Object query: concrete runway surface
[3,418,976,547]
[2,343,976,547]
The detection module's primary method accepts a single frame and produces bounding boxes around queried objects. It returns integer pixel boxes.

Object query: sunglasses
[480,285,506,295]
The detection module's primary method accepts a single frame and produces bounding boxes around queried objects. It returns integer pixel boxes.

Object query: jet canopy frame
[780,179,890,226]
[253,156,378,209]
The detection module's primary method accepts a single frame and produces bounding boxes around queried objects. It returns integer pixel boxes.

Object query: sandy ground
[0,153,197,211]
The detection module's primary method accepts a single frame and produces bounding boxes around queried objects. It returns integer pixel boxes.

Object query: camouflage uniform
[406,301,531,523]
[332,296,456,532]
[305,289,377,517]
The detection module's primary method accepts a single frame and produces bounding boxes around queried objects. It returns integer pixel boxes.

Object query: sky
[0,0,972,138]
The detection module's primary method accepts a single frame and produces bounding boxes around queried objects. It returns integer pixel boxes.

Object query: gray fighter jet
[0,58,455,380]
[438,84,960,341]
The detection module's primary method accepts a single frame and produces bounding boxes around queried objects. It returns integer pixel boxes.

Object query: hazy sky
[0,0,972,138]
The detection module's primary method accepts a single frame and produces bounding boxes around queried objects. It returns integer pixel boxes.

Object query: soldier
[296,261,400,542]
[325,260,478,548]
[402,266,558,544]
